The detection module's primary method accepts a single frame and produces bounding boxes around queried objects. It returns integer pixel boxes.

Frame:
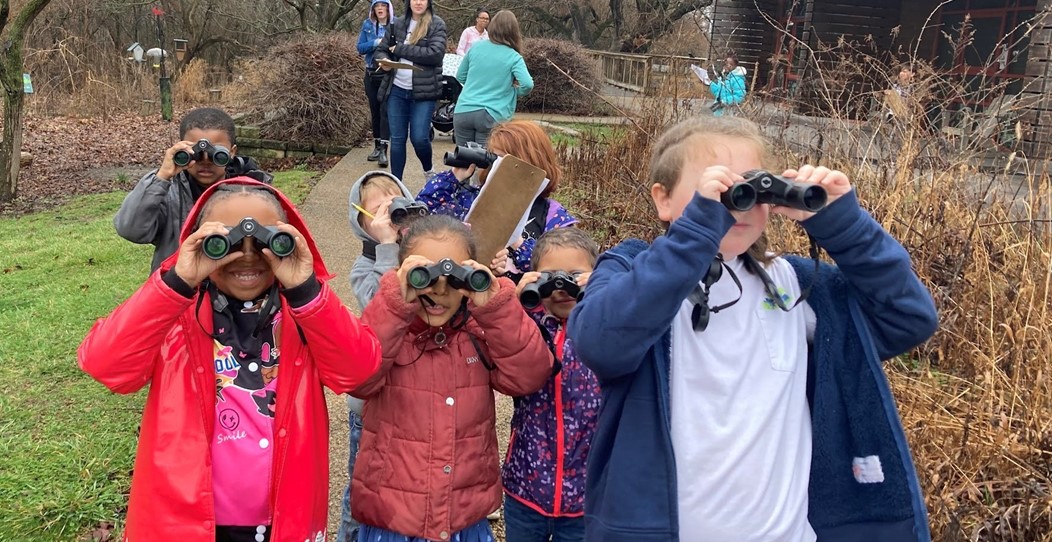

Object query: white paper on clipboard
[464,155,550,247]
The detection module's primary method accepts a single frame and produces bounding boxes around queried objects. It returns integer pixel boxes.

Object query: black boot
[367,139,382,162]
[377,140,389,168]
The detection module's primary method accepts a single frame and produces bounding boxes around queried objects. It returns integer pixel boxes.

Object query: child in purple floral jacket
[504,228,601,542]
[416,120,576,281]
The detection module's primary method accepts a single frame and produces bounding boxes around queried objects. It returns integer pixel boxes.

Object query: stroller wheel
[430,127,435,141]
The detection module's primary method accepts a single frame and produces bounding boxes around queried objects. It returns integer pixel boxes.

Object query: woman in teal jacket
[453,10,533,147]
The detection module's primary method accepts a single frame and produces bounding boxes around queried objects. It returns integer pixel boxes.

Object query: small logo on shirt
[762,288,793,310]
[466,356,479,365]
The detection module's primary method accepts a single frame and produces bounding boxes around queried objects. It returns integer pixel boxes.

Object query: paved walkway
[295,139,455,539]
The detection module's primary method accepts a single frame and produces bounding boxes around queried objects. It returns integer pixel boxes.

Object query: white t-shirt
[393,19,418,91]
[670,255,817,542]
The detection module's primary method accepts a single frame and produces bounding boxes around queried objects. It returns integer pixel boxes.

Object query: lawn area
[549,122,627,148]
[0,171,317,541]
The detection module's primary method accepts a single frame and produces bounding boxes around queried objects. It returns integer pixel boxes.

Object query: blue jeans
[387,85,436,181]
[336,409,364,542]
[503,495,585,542]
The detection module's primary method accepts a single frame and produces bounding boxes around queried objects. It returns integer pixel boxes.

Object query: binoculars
[408,258,491,292]
[519,271,583,309]
[721,170,827,212]
[202,217,296,260]
[388,197,428,225]
[174,139,232,167]
[443,143,497,169]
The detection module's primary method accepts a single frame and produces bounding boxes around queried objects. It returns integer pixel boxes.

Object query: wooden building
[707,0,1052,156]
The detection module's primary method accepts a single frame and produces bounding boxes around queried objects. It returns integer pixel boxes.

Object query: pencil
[352,203,375,219]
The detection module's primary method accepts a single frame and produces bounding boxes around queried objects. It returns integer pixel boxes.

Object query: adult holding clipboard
[376,0,447,183]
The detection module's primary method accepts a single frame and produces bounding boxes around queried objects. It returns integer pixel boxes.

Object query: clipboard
[463,155,547,262]
[378,59,420,71]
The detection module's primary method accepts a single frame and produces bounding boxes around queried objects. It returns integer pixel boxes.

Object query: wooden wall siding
[806,0,899,50]
[709,0,779,85]
[1022,0,1052,157]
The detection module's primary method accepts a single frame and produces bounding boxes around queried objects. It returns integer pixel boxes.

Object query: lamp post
[152,6,173,121]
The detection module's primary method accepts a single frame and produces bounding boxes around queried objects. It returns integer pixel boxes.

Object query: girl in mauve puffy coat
[351,214,552,542]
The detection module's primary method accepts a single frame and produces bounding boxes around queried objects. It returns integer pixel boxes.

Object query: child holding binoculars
[79,178,382,542]
[568,116,938,542]
[115,107,273,273]
[350,214,551,542]
[503,227,601,542]
[417,120,576,280]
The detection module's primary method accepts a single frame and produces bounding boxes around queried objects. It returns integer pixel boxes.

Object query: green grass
[0,171,315,541]
[550,122,626,148]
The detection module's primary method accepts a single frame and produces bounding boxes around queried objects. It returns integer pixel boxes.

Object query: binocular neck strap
[361,239,378,260]
[739,235,820,312]
[195,280,282,341]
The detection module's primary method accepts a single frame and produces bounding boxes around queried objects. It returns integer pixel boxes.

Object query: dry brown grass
[173,58,210,106]
[557,66,1052,539]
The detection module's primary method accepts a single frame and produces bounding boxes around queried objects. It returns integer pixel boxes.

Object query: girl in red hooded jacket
[79,178,382,542]
[350,214,552,542]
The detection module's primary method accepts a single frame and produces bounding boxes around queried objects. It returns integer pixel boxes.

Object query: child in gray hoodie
[339,169,416,542]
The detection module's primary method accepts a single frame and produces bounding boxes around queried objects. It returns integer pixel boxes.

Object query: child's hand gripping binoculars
[388,197,429,225]
[407,258,491,292]
[519,271,583,309]
[443,143,498,169]
[721,170,828,212]
[202,217,296,260]
[174,139,232,167]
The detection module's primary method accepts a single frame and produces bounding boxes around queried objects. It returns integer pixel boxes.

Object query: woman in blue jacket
[568,116,937,542]
[357,0,394,168]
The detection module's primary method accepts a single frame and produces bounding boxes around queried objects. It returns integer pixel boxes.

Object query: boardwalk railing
[589,50,708,94]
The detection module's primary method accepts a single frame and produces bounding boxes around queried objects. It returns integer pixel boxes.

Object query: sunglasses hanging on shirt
[689,235,822,332]
[688,254,742,332]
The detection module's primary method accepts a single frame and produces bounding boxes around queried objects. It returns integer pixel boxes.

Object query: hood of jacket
[726,65,747,78]
[160,176,333,281]
[369,0,393,23]
[348,170,414,243]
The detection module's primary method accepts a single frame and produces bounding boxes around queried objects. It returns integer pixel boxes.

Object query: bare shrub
[243,32,369,145]
[174,58,210,106]
[520,38,604,115]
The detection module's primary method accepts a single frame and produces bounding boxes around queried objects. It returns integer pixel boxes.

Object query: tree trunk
[0,90,25,202]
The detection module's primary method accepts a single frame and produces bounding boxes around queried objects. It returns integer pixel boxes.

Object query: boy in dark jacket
[114,107,273,271]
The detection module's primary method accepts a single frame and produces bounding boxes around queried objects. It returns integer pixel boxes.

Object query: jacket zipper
[552,326,567,516]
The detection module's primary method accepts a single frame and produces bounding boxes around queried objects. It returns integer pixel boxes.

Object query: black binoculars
[519,271,583,309]
[174,139,232,167]
[388,197,428,225]
[202,217,296,260]
[443,143,497,169]
[408,258,491,292]
[721,170,827,212]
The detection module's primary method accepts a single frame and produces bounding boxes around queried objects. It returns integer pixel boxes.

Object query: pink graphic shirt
[210,312,282,527]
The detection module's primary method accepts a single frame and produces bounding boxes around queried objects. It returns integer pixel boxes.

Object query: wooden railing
[589,50,709,94]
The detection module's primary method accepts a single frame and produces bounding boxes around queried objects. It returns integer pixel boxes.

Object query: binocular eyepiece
[519,271,583,310]
[388,197,429,225]
[175,139,232,168]
[443,143,497,170]
[202,217,296,260]
[407,258,491,292]
[721,170,827,212]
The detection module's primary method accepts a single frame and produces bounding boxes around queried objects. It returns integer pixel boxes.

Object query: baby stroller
[431,54,463,141]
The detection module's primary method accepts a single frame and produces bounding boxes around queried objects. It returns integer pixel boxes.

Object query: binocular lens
[269,233,295,257]
[408,267,433,289]
[467,270,491,292]
[723,183,757,211]
[173,150,193,167]
[799,186,827,212]
[520,290,542,309]
[203,235,230,260]
[211,150,231,167]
